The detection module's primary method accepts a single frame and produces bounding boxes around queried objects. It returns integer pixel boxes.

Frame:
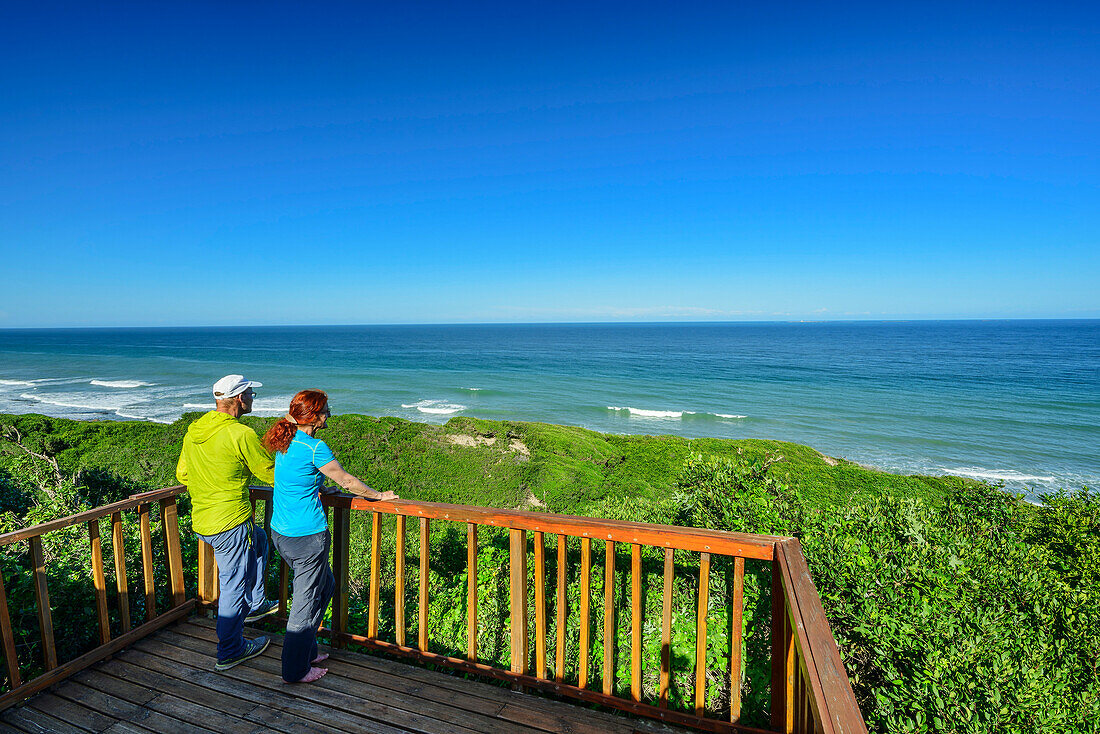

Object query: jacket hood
[186,411,237,444]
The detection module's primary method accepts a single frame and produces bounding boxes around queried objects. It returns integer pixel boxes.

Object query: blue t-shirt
[271,432,337,537]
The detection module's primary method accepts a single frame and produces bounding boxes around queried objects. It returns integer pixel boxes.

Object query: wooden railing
[242,488,867,734]
[0,486,194,711]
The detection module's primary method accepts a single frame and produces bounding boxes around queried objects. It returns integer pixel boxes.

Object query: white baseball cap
[212,374,262,399]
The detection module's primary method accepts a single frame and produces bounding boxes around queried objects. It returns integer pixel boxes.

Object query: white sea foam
[943,467,1056,483]
[460,387,483,391]
[714,413,747,419]
[248,396,293,415]
[90,379,154,388]
[182,403,211,409]
[402,400,466,415]
[0,379,37,386]
[608,406,683,419]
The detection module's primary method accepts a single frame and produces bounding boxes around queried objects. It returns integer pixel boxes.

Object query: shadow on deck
[0,616,691,734]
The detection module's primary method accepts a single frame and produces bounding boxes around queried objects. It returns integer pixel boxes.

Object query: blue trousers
[197,518,268,662]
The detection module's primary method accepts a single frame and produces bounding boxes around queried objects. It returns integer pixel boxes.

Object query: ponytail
[263,418,297,454]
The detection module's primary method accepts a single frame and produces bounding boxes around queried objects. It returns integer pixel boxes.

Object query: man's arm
[239,430,275,486]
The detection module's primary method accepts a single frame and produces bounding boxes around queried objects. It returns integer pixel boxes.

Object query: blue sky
[1,1,1097,327]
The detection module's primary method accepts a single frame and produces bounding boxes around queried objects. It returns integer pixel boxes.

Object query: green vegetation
[0,412,1096,733]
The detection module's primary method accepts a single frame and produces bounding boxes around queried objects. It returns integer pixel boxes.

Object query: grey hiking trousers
[271,529,335,682]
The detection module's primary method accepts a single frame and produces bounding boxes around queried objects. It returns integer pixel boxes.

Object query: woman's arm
[318,459,398,501]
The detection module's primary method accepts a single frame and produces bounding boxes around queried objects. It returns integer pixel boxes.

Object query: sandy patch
[446,434,497,447]
[509,438,530,458]
[818,451,839,466]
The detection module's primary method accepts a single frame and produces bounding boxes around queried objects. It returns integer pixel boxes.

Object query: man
[176,374,278,671]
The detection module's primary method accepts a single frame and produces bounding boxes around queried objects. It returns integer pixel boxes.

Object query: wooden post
[332,506,351,646]
[467,523,477,661]
[659,548,673,707]
[771,549,787,731]
[509,528,528,675]
[111,512,130,634]
[695,552,710,716]
[160,498,185,607]
[785,612,795,734]
[29,536,57,671]
[395,514,406,647]
[418,517,429,651]
[579,536,591,689]
[88,520,110,646]
[138,504,155,622]
[198,541,214,609]
[534,531,546,679]
[0,570,21,688]
[368,512,381,638]
[262,498,274,600]
[731,556,744,723]
[603,541,615,697]
[555,534,567,682]
[630,543,641,703]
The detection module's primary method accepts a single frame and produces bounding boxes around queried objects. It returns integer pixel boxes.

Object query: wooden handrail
[249,486,867,734]
[0,487,191,711]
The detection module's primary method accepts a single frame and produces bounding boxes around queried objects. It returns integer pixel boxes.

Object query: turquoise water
[1,321,1096,496]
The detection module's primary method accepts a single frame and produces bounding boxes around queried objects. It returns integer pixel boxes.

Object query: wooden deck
[0,616,695,734]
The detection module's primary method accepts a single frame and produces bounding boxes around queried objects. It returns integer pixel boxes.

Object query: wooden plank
[418,517,429,652]
[333,630,774,734]
[509,528,528,675]
[578,536,591,690]
[160,497,185,607]
[28,536,57,672]
[731,555,744,723]
[110,512,130,634]
[785,604,794,733]
[534,530,546,679]
[695,551,710,716]
[138,504,156,622]
[332,506,351,646]
[0,600,194,712]
[368,511,381,638]
[467,522,477,661]
[771,550,786,731]
[555,534,566,682]
[602,540,614,697]
[24,692,110,733]
[631,542,641,702]
[0,570,19,689]
[265,489,786,560]
[0,486,184,546]
[660,547,673,708]
[88,519,111,646]
[395,514,406,647]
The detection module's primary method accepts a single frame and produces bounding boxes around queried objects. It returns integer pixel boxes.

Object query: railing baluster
[534,531,546,679]
[418,517,429,651]
[368,511,381,638]
[111,512,130,634]
[332,506,350,646]
[160,498,185,607]
[29,536,57,671]
[395,514,406,647]
[603,541,615,696]
[0,569,20,688]
[262,498,274,599]
[660,547,673,708]
[785,606,795,733]
[555,534,566,682]
[88,520,110,646]
[198,541,215,609]
[467,523,477,661]
[579,536,591,689]
[695,551,710,716]
[771,553,787,731]
[509,528,528,675]
[278,559,289,618]
[731,555,744,723]
[630,543,641,703]
[138,504,155,622]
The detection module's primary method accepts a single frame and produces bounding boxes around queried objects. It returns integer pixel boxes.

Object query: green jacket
[176,411,275,536]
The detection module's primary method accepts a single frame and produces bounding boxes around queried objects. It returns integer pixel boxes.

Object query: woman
[262,389,398,683]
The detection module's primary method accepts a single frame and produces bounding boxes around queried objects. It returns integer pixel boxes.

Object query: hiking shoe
[215,636,270,671]
[244,599,278,623]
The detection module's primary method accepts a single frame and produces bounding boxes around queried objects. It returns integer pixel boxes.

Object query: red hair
[263,390,329,454]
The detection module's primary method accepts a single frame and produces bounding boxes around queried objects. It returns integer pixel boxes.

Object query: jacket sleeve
[175,440,189,485]
[239,429,275,486]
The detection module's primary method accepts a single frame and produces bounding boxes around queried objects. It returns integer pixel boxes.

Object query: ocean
[1,321,1096,496]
